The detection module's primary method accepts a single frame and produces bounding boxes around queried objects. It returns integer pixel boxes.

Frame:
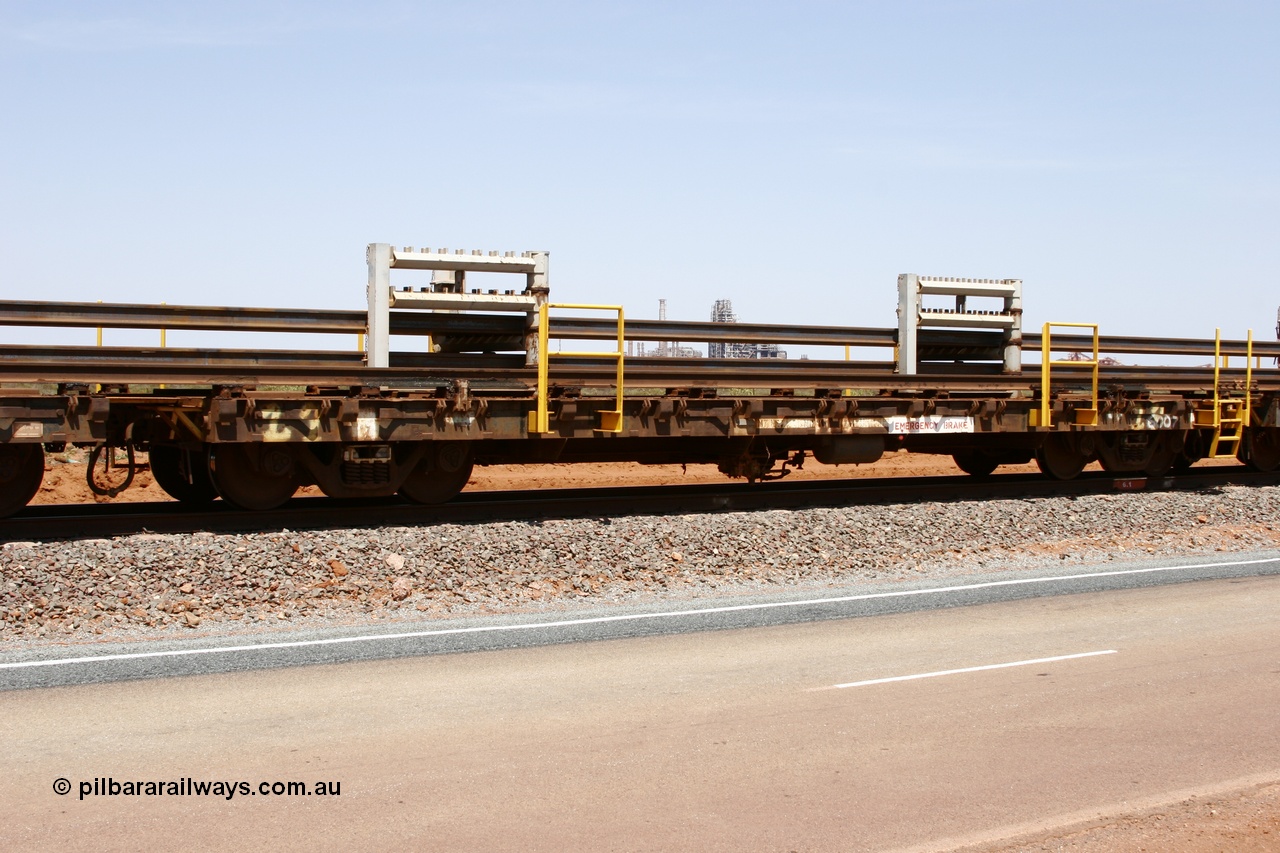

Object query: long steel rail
[4,467,1278,543]
[3,298,1277,392]
[3,349,1274,390]
[3,299,1278,358]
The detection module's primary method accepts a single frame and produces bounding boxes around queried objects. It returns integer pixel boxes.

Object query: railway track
[6,467,1279,543]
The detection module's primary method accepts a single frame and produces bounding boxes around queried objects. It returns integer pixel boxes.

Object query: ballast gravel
[3,485,1280,647]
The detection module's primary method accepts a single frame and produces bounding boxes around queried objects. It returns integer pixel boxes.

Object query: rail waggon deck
[1,244,1277,517]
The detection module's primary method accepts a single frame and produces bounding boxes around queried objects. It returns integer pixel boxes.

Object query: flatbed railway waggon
[1,243,1278,518]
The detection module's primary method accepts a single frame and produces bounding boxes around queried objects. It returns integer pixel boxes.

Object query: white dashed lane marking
[826,650,1119,690]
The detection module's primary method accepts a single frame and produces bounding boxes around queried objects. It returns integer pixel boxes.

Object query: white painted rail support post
[525,251,550,368]
[896,273,921,376]
[1002,283,1023,374]
[366,242,392,369]
[897,274,1022,375]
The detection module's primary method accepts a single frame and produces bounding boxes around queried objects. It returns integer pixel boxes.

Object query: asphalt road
[2,558,1279,852]
[2,551,1279,690]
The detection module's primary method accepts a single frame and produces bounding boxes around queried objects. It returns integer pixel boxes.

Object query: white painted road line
[1,556,1276,672]
[828,650,1119,690]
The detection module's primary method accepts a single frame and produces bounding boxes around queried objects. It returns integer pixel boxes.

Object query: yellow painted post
[612,307,625,430]
[1040,323,1051,428]
[1040,322,1099,428]
[1213,328,1222,430]
[96,299,103,346]
[536,301,550,434]
[1246,329,1254,426]
[1090,323,1099,422]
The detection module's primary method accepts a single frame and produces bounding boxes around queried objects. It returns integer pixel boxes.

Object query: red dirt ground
[32,449,1240,507]
[29,450,1058,506]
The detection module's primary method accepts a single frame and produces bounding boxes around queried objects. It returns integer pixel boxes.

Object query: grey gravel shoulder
[2,484,1279,658]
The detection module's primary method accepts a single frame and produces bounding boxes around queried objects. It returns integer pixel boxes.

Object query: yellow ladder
[1201,328,1253,459]
[528,302,625,434]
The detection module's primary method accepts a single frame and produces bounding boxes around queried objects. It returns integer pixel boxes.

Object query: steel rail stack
[0,242,1277,518]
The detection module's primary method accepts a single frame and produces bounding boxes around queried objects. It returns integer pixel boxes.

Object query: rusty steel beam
[1023,332,1280,359]
[558,356,1005,387]
[551,317,902,347]
[0,301,366,335]
[0,365,524,388]
[1,342,1274,393]
[550,318,1280,360]
[0,352,1003,390]
[547,318,1280,359]
[0,345,364,369]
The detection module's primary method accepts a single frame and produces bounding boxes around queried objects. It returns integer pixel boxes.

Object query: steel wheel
[952,452,998,477]
[208,444,298,510]
[399,442,474,505]
[1141,433,1179,477]
[1174,429,1205,472]
[149,445,218,504]
[1035,434,1087,480]
[1242,428,1280,473]
[0,444,44,518]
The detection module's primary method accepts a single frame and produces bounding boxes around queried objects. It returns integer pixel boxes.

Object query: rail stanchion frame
[1037,322,1099,429]
[530,302,625,435]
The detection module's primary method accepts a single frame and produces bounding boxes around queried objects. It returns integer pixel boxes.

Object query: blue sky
[2,1,1277,355]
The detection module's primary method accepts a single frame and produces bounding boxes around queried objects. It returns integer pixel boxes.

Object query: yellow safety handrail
[530,302,625,434]
[1039,322,1099,428]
